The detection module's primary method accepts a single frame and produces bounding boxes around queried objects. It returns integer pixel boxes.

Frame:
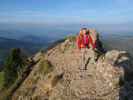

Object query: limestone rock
[12,39,133,100]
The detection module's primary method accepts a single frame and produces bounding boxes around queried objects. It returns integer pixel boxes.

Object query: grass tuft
[0,71,4,90]
[38,59,53,76]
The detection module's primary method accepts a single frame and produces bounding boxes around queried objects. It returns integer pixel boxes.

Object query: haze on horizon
[0,0,133,35]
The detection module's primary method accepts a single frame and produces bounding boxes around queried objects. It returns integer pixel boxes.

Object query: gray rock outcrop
[12,39,133,100]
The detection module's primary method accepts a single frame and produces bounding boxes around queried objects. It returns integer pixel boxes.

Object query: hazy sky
[0,0,133,25]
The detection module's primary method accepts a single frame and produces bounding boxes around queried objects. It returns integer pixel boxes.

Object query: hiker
[76,28,88,70]
[84,29,98,65]
[89,29,106,61]
[85,29,95,49]
[77,28,106,70]
[95,34,106,53]
[77,28,88,49]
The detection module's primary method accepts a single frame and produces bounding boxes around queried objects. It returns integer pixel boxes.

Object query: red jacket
[84,34,89,45]
[76,34,96,49]
[76,35,85,49]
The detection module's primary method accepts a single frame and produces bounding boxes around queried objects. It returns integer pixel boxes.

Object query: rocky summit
[12,37,133,100]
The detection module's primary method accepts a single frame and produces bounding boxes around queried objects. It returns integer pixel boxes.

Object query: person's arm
[76,36,81,49]
[89,35,95,49]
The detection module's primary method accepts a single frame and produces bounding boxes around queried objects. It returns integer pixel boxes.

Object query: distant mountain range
[0,30,133,70]
[0,36,52,69]
[18,35,53,44]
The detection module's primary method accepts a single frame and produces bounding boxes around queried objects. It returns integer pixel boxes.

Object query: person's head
[81,28,87,35]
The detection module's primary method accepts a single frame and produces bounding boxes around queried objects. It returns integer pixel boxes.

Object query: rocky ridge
[12,37,133,100]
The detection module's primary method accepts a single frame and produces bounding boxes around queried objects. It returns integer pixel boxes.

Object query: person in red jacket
[83,30,89,48]
[84,29,95,49]
[76,28,88,70]
[76,28,106,70]
[76,28,87,49]
[76,28,98,70]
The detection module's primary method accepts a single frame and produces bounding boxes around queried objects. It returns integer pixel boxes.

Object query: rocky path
[46,44,101,99]
[12,39,133,100]
[45,40,133,100]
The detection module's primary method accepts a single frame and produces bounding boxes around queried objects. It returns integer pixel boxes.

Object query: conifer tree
[3,48,25,87]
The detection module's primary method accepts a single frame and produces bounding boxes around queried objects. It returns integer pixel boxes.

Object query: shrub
[3,48,26,88]
[38,59,53,75]
[65,35,76,42]
[0,71,4,89]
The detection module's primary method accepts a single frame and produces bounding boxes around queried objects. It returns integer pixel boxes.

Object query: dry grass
[0,72,4,90]
[38,59,53,76]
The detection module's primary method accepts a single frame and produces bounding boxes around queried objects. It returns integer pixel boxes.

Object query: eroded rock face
[12,39,133,100]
